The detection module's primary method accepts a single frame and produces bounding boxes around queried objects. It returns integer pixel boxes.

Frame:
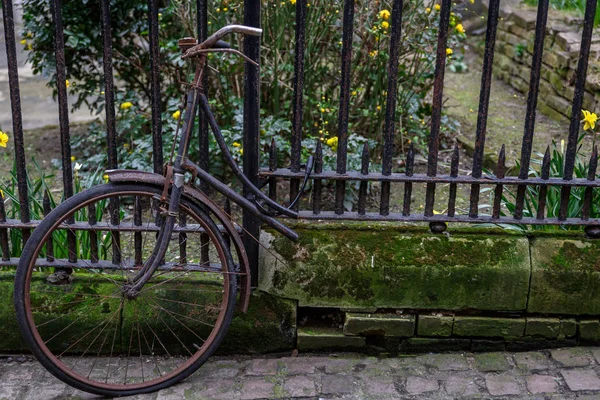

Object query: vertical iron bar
[179,212,187,265]
[290,0,307,209]
[50,0,76,261]
[88,203,98,263]
[380,0,404,216]
[312,141,323,214]
[358,143,370,215]
[514,0,550,219]
[197,0,210,192]
[402,144,415,216]
[536,146,551,220]
[100,0,118,171]
[43,191,54,262]
[492,145,506,219]
[582,147,598,220]
[0,196,9,261]
[243,0,261,287]
[469,0,500,217]
[134,197,143,266]
[447,144,459,217]
[269,139,278,200]
[223,199,231,249]
[424,0,451,216]
[2,0,31,246]
[559,0,597,220]
[335,0,355,215]
[148,0,163,173]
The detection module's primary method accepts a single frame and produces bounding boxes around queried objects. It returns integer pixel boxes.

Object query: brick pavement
[4,347,600,399]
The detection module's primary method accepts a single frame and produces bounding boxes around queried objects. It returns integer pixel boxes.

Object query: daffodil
[120,102,133,110]
[326,136,339,151]
[379,9,391,20]
[74,162,82,172]
[582,109,598,131]
[0,131,8,148]
[456,23,465,34]
[172,110,181,120]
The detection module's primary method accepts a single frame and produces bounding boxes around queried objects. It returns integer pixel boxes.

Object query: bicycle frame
[123,29,300,296]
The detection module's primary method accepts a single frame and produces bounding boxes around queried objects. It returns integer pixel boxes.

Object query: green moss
[261,229,530,311]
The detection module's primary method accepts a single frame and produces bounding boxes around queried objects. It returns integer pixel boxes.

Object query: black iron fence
[1,0,600,275]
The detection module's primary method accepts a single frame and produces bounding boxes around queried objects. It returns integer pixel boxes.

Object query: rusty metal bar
[582,147,598,220]
[100,0,118,171]
[492,145,506,219]
[0,196,8,260]
[290,0,308,209]
[269,139,278,200]
[88,203,98,263]
[1,0,31,243]
[0,219,230,233]
[312,141,323,215]
[380,0,404,216]
[259,170,600,188]
[197,0,210,193]
[134,196,143,266]
[559,0,597,220]
[536,146,551,220]
[358,143,370,215]
[243,0,261,287]
[148,0,163,173]
[179,212,187,265]
[424,0,451,217]
[402,144,415,216]
[335,0,355,215]
[469,0,500,217]
[514,0,550,219]
[43,191,54,261]
[447,144,459,217]
[295,211,600,226]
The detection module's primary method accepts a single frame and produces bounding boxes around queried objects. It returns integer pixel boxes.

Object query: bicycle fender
[105,169,251,313]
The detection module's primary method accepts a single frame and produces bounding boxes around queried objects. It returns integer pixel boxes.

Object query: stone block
[551,348,592,367]
[512,10,538,30]
[526,374,558,394]
[525,317,561,339]
[509,23,533,40]
[474,353,510,372]
[555,31,582,51]
[561,369,600,391]
[561,319,577,338]
[297,327,365,351]
[453,316,525,339]
[259,228,531,311]
[538,102,568,122]
[344,313,415,337]
[417,315,453,337]
[399,338,471,353]
[528,238,600,315]
[579,320,600,341]
[485,373,522,396]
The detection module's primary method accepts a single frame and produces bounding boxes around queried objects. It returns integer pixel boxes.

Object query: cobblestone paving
[4,347,600,399]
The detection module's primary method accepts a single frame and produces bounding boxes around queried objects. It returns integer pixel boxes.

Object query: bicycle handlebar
[196,25,262,51]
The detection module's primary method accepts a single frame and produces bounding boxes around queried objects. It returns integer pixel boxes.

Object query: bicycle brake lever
[287,155,315,211]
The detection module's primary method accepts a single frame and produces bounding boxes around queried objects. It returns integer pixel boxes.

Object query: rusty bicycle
[14,25,312,397]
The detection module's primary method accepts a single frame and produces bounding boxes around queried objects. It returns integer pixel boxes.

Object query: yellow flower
[26,32,33,38]
[290,0,296,4]
[239,148,244,155]
[120,102,133,110]
[0,189,3,199]
[65,79,70,88]
[456,23,465,34]
[470,0,474,3]
[26,44,32,51]
[172,110,181,120]
[0,131,8,148]
[20,39,27,45]
[582,109,598,131]
[434,4,441,11]
[379,9,391,20]
[233,142,241,147]
[381,21,389,30]
[70,156,76,162]
[320,108,326,113]
[426,7,431,13]
[376,105,382,111]
[352,90,357,96]
[326,136,339,151]
[369,50,378,58]
[446,48,453,56]
[103,174,109,183]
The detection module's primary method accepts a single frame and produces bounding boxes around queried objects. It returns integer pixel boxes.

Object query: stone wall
[479,2,600,121]
[259,224,600,354]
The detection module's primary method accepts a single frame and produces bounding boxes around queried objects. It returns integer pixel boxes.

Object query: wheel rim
[21,188,235,392]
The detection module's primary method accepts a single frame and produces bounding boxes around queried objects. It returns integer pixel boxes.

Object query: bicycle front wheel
[14,183,237,397]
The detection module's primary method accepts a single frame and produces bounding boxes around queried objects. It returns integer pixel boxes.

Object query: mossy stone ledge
[259,227,530,311]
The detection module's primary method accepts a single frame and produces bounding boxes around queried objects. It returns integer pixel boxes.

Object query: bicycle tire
[14,183,237,397]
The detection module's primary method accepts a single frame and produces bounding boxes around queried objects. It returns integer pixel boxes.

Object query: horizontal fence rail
[1,0,600,274]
